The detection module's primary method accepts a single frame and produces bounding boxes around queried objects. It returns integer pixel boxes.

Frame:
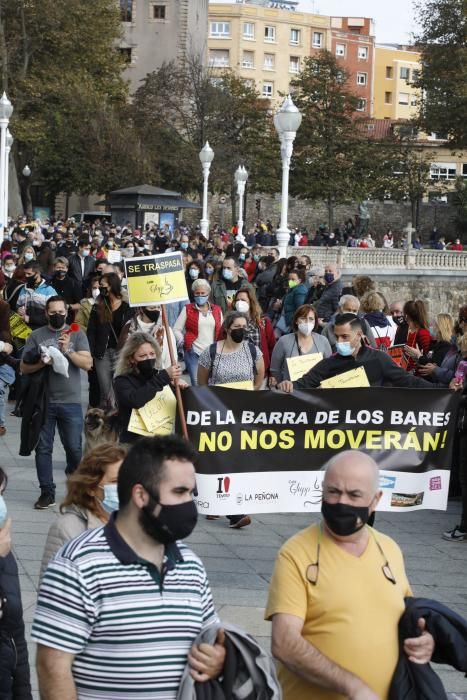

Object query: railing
[286,247,467,272]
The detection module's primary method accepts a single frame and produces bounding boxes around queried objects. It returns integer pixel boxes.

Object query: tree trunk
[327,194,334,233]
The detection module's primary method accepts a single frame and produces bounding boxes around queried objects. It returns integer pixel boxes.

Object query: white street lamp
[4,129,13,233]
[0,93,13,244]
[274,94,302,257]
[234,165,248,238]
[199,141,214,237]
[22,164,31,178]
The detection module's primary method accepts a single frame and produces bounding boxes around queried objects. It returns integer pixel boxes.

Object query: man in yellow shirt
[265,450,435,700]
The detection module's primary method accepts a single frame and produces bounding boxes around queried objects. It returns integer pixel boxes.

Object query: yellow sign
[128,385,177,436]
[287,353,323,382]
[320,366,370,389]
[218,381,254,390]
[124,252,189,306]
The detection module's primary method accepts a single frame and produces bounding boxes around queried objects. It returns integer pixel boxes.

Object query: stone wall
[186,193,458,242]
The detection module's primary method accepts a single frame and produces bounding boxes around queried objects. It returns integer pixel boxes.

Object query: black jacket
[389,597,467,700]
[296,345,433,389]
[114,369,171,443]
[0,552,32,700]
[18,347,50,456]
[87,303,134,359]
[315,279,343,321]
[67,253,95,295]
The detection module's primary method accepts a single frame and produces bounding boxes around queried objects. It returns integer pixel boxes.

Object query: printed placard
[124,252,189,306]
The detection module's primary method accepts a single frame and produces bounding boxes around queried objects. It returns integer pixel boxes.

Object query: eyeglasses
[306,525,397,586]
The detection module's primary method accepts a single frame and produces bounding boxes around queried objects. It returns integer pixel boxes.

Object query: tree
[132,55,280,219]
[288,51,392,230]
[0,0,140,207]
[414,0,467,146]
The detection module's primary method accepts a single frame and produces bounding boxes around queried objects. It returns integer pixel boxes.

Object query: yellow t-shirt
[265,524,412,700]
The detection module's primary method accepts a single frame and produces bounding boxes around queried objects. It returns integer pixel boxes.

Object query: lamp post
[0,93,13,244]
[199,141,214,237]
[3,129,13,234]
[22,165,32,220]
[274,94,302,257]
[234,165,248,238]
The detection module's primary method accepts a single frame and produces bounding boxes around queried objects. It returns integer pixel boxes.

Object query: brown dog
[84,408,119,454]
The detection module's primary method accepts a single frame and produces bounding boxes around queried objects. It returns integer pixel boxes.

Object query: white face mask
[297,321,314,336]
[91,288,100,300]
[235,300,250,314]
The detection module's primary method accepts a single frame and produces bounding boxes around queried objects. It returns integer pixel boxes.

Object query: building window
[289,56,300,74]
[152,5,166,19]
[120,0,132,22]
[262,81,274,98]
[385,91,392,104]
[119,47,132,63]
[290,28,300,45]
[356,98,367,111]
[410,95,418,106]
[243,22,255,40]
[358,46,369,60]
[462,164,467,178]
[210,22,230,38]
[398,92,409,105]
[242,51,254,69]
[430,163,457,181]
[208,49,229,68]
[386,66,393,79]
[264,53,275,70]
[336,43,346,57]
[400,66,410,80]
[312,32,323,48]
[264,26,276,42]
[336,70,345,83]
[357,72,367,85]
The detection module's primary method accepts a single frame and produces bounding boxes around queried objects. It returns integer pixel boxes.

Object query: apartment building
[331,16,375,117]
[119,0,209,93]
[373,44,421,120]
[207,0,331,102]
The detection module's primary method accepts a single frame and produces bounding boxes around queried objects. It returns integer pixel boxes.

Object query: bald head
[323,450,380,497]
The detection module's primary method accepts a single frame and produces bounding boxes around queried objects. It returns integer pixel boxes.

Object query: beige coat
[39,505,104,582]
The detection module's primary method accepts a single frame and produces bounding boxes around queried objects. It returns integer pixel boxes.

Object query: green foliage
[132,56,281,199]
[452,178,467,235]
[414,0,467,146]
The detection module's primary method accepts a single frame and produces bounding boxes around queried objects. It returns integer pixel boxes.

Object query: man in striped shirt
[33,435,225,699]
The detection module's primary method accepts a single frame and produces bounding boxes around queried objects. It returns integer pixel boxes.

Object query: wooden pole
[161,304,188,440]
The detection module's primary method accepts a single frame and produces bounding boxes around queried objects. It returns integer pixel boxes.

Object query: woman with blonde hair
[40,443,127,580]
[361,291,395,349]
[113,332,181,443]
[411,313,457,382]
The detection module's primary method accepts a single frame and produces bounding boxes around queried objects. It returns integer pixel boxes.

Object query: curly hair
[61,443,127,517]
[114,331,161,376]
[352,275,376,299]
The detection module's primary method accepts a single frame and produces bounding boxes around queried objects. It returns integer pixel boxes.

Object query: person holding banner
[278,314,433,392]
[266,451,435,700]
[114,332,182,444]
[270,304,331,385]
[197,311,264,390]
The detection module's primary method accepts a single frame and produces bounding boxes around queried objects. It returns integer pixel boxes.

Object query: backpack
[208,341,258,380]
[372,326,392,352]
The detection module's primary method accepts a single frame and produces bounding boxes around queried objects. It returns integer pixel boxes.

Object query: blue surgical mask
[194,295,209,306]
[336,341,354,357]
[205,266,214,276]
[324,272,335,284]
[253,254,260,262]
[189,268,199,279]
[0,494,7,528]
[223,268,233,281]
[101,484,119,514]
[239,254,246,261]
[180,241,189,250]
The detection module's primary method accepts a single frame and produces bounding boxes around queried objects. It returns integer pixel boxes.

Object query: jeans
[35,402,83,493]
[94,348,118,409]
[0,365,15,427]
[184,349,200,386]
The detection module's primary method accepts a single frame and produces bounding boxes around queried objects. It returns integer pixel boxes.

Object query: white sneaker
[442,525,467,542]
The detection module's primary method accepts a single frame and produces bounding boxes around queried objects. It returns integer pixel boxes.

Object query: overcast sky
[211,1,419,44]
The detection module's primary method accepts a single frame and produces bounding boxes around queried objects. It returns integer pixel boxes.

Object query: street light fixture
[234,165,248,238]
[0,92,13,243]
[199,141,214,237]
[274,94,302,257]
[22,165,31,178]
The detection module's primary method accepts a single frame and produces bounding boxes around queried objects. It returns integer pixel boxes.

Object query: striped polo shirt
[32,515,218,699]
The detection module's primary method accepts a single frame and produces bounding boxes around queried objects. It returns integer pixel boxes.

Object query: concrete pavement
[2,403,467,698]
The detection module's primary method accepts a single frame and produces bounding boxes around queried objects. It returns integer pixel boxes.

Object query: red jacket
[244,259,257,283]
[259,315,276,373]
[184,303,223,351]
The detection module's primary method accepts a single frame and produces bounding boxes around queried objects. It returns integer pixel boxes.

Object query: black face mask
[99,286,109,296]
[54,271,66,279]
[25,276,38,289]
[48,313,67,330]
[321,500,370,537]
[144,309,160,323]
[393,315,405,326]
[230,328,245,344]
[136,358,156,378]
[139,496,198,544]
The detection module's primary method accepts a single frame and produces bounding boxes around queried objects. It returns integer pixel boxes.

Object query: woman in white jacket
[39,443,126,581]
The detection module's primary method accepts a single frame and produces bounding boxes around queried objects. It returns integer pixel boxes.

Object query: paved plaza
[2,400,467,698]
